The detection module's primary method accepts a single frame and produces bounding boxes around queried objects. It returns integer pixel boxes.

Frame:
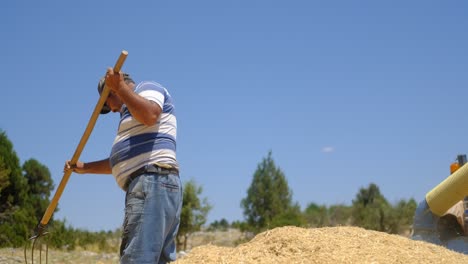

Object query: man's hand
[64,160,86,174]
[105,68,126,93]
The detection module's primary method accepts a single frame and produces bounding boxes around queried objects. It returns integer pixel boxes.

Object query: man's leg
[120,173,182,264]
[159,174,183,263]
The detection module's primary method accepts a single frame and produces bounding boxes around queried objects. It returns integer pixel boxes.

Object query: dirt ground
[174,226,468,264]
[0,247,119,264]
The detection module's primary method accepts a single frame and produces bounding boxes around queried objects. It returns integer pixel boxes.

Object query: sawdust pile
[173,226,468,264]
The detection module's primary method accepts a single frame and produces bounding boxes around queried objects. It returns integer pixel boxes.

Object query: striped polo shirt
[109,81,178,190]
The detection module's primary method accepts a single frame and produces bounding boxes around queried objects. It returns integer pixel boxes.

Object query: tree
[177,179,211,250]
[351,183,418,235]
[328,204,352,226]
[241,151,301,232]
[23,158,55,222]
[0,131,29,211]
[386,198,417,234]
[208,218,230,231]
[270,202,305,228]
[351,183,390,231]
[231,220,249,231]
[303,203,352,228]
[0,156,10,193]
[304,202,329,227]
[0,131,35,246]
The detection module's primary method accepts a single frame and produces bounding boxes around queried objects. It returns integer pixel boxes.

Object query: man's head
[97,73,134,114]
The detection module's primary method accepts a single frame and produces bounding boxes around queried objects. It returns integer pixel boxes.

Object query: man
[65,68,182,263]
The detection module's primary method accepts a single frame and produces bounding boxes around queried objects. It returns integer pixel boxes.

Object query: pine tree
[351,183,389,231]
[23,158,55,222]
[177,179,211,250]
[0,131,35,246]
[241,151,302,232]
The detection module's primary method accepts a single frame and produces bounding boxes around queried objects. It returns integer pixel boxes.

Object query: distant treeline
[208,151,417,237]
[0,130,417,251]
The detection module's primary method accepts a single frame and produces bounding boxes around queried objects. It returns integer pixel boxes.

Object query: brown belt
[124,163,179,191]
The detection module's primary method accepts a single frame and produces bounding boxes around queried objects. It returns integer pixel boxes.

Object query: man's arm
[65,158,112,174]
[106,69,162,126]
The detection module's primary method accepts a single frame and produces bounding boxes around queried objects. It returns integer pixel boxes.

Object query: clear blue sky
[1,1,468,232]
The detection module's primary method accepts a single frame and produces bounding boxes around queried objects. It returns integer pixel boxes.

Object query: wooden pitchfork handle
[31,50,128,238]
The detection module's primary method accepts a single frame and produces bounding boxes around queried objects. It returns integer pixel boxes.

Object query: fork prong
[39,242,42,264]
[31,237,37,264]
[24,243,29,264]
[25,232,50,264]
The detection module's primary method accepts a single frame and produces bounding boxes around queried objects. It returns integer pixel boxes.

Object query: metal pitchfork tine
[24,224,49,264]
[24,50,128,264]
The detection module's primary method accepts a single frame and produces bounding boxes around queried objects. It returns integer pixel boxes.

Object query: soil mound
[174,226,468,264]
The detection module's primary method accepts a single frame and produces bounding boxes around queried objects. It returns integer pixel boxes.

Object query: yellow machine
[412,155,468,254]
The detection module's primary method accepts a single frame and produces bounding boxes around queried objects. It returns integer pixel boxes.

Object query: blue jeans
[120,172,182,264]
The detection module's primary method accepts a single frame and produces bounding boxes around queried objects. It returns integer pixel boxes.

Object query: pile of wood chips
[173,226,468,264]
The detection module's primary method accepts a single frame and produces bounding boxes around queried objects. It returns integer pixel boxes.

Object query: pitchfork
[24,50,128,264]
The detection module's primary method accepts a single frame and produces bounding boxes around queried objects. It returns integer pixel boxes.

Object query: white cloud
[321,146,335,153]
